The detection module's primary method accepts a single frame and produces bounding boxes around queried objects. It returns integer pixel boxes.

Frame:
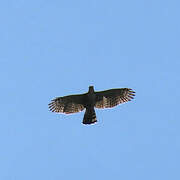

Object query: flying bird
[48,86,135,125]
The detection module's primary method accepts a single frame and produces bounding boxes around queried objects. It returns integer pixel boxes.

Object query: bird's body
[83,86,97,124]
[85,86,96,107]
[48,86,135,125]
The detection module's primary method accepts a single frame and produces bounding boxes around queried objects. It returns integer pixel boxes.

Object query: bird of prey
[48,86,135,125]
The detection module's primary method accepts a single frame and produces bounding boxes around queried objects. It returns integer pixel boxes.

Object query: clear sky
[0,0,180,179]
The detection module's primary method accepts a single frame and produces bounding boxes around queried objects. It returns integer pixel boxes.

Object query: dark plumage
[48,86,135,125]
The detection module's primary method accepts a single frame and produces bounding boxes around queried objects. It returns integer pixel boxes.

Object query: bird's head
[88,86,94,93]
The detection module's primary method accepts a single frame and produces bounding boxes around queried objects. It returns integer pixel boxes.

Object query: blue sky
[0,0,180,179]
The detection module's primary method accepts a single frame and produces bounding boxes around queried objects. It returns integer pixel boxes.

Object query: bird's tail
[83,107,97,125]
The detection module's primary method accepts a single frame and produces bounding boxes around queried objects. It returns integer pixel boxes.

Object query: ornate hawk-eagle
[48,86,135,125]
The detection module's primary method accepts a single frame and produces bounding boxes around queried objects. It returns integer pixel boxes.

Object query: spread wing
[95,88,135,109]
[48,94,85,114]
